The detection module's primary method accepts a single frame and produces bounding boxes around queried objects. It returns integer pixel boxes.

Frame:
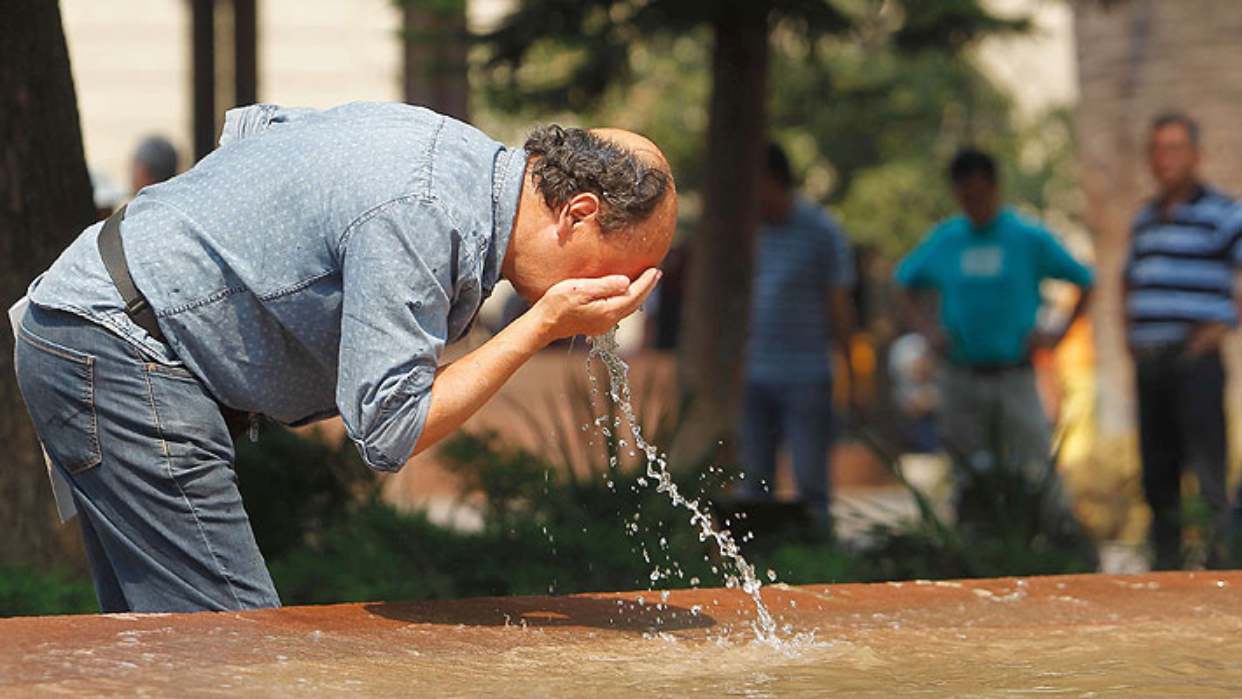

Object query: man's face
[130,160,152,194]
[509,192,676,304]
[953,173,1000,228]
[1148,124,1199,196]
[759,172,789,224]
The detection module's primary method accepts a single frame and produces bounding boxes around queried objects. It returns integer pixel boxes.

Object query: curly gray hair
[523,125,671,232]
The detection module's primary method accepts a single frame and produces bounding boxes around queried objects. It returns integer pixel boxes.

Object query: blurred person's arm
[1185,234,1242,357]
[1187,212,1242,357]
[1121,240,1138,355]
[894,287,947,354]
[893,229,948,353]
[1031,228,1095,349]
[829,287,858,410]
[826,223,860,412]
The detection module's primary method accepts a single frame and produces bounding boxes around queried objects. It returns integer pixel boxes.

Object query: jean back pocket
[15,326,103,474]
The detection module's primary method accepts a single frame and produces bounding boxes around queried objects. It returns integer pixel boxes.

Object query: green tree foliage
[471,0,1059,263]
[477,0,851,114]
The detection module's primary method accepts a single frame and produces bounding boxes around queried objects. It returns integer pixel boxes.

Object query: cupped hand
[533,268,662,342]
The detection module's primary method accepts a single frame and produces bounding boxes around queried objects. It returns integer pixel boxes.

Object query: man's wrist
[511,302,557,351]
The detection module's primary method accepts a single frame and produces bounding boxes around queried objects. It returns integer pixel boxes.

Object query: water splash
[586,330,778,642]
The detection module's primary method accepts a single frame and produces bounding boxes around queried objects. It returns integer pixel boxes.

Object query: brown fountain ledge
[3,571,1242,696]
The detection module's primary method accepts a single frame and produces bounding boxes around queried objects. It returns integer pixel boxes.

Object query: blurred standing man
[894,149,1094,487]
[737,143,856,528]
[1124,113,1241,570]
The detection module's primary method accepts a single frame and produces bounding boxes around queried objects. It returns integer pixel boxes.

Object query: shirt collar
[1147,181,1211,216]
[968,206,1010,234]
[483,146,527,298]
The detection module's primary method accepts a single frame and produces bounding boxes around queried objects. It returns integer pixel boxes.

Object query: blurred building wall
[62,0,404,195]
[977,0,1077,117]
[62,0,189,196]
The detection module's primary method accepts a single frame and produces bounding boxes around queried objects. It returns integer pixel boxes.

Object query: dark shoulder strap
[98,205,165,342]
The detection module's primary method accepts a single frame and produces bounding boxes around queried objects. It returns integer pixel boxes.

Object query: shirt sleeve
[218,103,320,148]
[1036,228,1095,287]
[336,198,456,472]
[823,219,856,289]
[894,229,938,289]
[1226,204,1242,267]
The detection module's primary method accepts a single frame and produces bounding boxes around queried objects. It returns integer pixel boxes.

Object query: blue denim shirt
[29,102,526,472]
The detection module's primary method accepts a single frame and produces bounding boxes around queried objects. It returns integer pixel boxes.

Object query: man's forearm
[411,310,551,456]
[896,288,938,341]
[406,269,661,459]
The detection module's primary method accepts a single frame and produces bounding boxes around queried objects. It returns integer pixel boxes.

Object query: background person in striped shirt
[736,143,857,529]
[1124,112,1242,570]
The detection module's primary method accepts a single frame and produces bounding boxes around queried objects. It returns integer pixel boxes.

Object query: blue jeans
[15,305,279,612]
[738,378,834,520]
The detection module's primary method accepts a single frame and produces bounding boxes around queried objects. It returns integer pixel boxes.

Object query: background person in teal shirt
[894,148,1093,495]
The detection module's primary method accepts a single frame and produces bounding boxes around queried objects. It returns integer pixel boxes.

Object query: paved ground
[4,571,1240,696]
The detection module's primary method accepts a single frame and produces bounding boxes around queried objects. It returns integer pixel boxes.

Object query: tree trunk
[190,0,217,161]
[403,0,469,122]
[674,2,769,467]
[233,0,259,107]
[1073,0,1242,437]
[0,0,96,567]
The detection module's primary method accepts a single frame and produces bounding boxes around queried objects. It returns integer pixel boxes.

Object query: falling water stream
[586,330,779,642]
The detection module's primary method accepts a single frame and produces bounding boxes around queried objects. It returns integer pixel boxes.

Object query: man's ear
[565,192,600,227]
[554,192,601,243]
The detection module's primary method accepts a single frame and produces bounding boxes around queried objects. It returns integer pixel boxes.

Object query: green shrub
[268,428,728,606]
[853,428,1098,581]
[234,425,379,561]
[0,565,97,617]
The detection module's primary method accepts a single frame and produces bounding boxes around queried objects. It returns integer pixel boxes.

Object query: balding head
[505,124,677,301]
[590,127,670,171]
[523,125,675,232]
[587,127,677,255]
